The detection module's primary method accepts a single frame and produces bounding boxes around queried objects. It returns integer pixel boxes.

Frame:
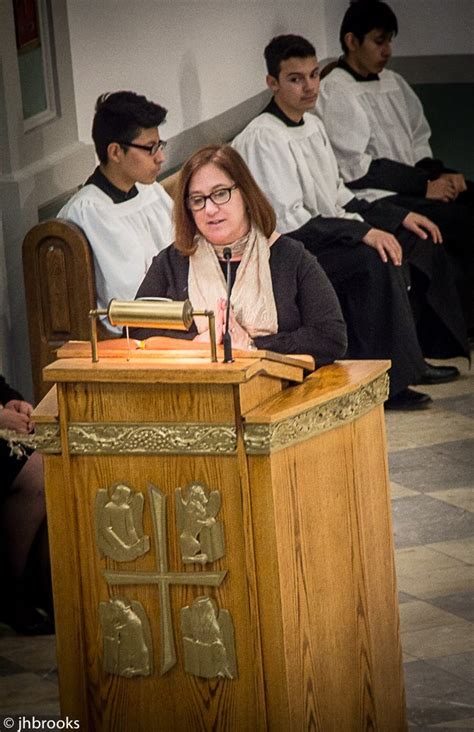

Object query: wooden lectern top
[244,359,390,423]
[44,340,314,385]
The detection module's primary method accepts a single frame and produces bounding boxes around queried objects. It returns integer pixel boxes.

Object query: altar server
[317,0,474,325]
[58,91,173,333]
[233,34,468,410]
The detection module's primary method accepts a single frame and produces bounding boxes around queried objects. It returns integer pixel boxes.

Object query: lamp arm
[89,309,107,363]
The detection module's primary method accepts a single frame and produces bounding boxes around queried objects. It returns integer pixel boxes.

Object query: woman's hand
[4,399,34,418]
[226,304,251,350]
[193,299,251,350]
[0,406,32,434]
[193,298,227,344]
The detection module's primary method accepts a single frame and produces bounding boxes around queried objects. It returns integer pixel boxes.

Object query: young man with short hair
[317,1,474,326]
[233,34,468,409]
[58,91,173,333]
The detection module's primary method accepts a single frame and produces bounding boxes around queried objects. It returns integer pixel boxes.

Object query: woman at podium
[131,144,347,365]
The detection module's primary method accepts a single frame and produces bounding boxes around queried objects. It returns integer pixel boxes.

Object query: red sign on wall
[13,0,40,52]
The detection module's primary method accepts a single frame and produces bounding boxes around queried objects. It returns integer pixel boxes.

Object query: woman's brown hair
[173,144,276,255]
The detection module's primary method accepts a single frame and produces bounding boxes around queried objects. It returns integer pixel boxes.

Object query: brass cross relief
[102,485,228,676]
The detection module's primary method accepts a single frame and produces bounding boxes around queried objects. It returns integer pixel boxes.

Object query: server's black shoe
[418,362,460,384]
[385,388,433,411]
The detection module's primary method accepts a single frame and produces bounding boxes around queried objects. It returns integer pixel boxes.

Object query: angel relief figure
[181,595,237,679]
[95,483,150,562]
[100,597,152,677]
[175,482,225,565]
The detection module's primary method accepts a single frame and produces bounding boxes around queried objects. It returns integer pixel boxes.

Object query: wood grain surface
[40,358,406,730]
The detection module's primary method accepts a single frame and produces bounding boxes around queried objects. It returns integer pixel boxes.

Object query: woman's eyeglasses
[121,140,167,155]
[187,185,238,211]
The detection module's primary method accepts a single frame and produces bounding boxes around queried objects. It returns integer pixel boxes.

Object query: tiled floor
[386,354,474,731]
[0,355,472,730]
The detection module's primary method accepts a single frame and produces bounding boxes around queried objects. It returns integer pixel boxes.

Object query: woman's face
[188,163,250,246]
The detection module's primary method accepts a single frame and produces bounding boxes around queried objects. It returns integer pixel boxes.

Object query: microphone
[222,247,233,363]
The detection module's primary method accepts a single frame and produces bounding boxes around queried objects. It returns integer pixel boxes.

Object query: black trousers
[386,194,474,329]
[289,228,426,397]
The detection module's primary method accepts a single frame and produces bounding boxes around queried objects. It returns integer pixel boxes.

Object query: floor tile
[389,441,474,492]
[391,481,420,499]
[399,591,419,603]
[385,409,474,451]
[0,636,57,675]
[392,495,474,548]
[397,564,474,599]
[428,592,474,623]
[404,659,472,702]
[424,651,474,684]
[427,488,474,513]
[399,601,466,632]
[401,621,474,659]
[421,372,474,399]
[436,393,474,418]
[0,672,60,715]
[390,439,473,471]
[405,680,474,727]
[395,546,466,575]
[0,656,25,676]
[427,538,474,564]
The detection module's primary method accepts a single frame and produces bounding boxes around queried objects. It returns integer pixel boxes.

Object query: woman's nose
[204,196,219,212]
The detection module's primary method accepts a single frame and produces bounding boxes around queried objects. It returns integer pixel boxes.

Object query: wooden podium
[34,350,406,731]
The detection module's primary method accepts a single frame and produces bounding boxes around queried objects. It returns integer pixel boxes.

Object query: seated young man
[58,91,173,333]
[317,1,474,327]
[233,34,468,410]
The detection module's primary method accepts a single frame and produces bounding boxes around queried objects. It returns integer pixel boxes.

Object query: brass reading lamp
[89,299,217,363]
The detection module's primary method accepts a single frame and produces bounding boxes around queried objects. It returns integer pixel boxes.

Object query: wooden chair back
[22,219,97,401]
[22,174,179,401]
[160,169,180,199]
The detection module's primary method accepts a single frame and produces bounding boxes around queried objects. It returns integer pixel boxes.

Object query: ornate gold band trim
[244,373,389,455]
[0,425,61,456]
[2,422,236,456]
[68,423,236,455]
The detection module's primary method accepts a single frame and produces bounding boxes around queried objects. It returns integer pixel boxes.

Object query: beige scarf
[188,226,279,337]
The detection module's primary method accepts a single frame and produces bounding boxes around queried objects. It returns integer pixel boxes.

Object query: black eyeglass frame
[120,140,167,155]
[186,184,239,211]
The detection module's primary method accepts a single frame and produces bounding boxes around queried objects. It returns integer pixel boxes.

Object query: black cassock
[289,205,469,397]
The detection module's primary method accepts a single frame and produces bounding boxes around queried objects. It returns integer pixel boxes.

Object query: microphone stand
[223,247,233,363]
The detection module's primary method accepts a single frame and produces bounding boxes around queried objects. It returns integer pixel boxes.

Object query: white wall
[0,0,95,396]
[67,0,327,144]
[324,0,474,58]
